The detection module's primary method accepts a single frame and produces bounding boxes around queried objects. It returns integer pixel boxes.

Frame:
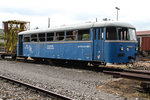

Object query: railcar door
[93,28,104,61]
[100,28,104,61]
[93,28,100,60]
[18,35,23,56]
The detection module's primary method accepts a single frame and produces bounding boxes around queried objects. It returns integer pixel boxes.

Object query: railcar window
[129,29,137,41]
[98,29,101,40]
[101,28,104,40]
[56,32,64,41]
[118,28,129,40]
[94,28,101,40]
[24,35,30,42]
[78,29,90,41]
[66,30,76,41]
[47,33,54,41]
[31,34,37,42]
[94,29,96,40]
[39,33,45,42]
[106,27,117,40]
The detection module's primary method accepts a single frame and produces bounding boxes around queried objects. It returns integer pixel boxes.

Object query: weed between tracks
[97,78,150,99]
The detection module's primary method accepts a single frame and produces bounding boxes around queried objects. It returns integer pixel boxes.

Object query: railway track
[0,75,72,100]
[103,68,150,92]
[103,69,150,81]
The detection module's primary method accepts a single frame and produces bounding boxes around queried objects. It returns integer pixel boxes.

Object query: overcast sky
[0,0,150,31]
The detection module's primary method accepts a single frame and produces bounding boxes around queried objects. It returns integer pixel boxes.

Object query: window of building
[39,33,45,42]
[106,27,117,40]
[118,28,129,40]
[78,29,90,41]
[66,30,76,41]
[31,34,37,42]
[56,32,64,41]
[47,33,54,41]
[24,34,30,42]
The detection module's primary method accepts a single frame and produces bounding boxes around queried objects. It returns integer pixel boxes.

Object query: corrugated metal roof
[19,21,135,35]
[136,30,150,36]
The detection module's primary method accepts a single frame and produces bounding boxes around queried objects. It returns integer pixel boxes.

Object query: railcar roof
[19,21,135,35]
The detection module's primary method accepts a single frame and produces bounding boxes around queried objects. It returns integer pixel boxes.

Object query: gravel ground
[0,79,51,99]
[133,61,150,70]
[0,59,135,100]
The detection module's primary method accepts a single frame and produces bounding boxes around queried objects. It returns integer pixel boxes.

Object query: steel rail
[0,75,72,100]
[103,69,150,81]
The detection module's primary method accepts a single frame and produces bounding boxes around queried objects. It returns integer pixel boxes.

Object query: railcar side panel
[23,42,93,61]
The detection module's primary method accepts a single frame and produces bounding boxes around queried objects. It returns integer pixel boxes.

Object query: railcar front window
[129,29,137,41]
[106,27,117,40]
[118,28,129,40]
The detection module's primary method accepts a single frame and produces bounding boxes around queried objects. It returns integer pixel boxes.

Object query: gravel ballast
[0,78,51,99]
[0,60,127,100]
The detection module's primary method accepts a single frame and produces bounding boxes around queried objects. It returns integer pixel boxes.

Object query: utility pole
[115,7,120,21]
[96,18,98,22]
[48,18,50,28]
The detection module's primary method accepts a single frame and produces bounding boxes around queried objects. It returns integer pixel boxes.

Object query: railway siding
[103,69,150,81]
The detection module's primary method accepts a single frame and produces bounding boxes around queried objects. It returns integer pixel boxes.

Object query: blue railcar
[17,21,138,65]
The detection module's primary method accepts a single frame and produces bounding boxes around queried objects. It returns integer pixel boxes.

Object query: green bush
[0,42,4,46]
[82,34,90,40]
[0,33,5,40]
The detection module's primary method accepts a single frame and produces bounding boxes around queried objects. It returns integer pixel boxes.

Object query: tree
[103,18,111,21]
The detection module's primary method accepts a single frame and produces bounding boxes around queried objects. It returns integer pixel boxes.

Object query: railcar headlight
[120,47,124,51]
[136,47,138,51]
[127,48,129,51]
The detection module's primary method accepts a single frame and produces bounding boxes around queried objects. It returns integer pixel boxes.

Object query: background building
[136,30,150,55]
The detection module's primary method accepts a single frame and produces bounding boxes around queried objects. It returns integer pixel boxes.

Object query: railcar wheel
[93,64,99,67]
[51,59,62,66]
[77,62,88,67]
[11,55,16,60]
[1,54,5,59]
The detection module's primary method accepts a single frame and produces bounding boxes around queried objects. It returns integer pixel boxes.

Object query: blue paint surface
[104,42,138,63]
[23,42,93,61]
[19,41,138,63]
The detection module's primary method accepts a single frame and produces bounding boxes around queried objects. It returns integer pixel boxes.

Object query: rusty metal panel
[142,37,150,51]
